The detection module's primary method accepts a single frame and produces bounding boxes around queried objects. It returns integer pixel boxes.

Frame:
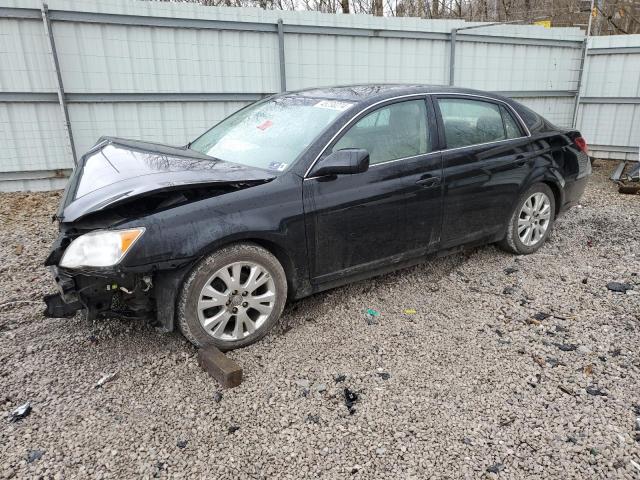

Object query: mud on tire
[177,243,287,350]
[498,183,556,255]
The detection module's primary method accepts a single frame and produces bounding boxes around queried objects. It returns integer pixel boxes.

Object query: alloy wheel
[518,192,551,247]
[197,261,276,341]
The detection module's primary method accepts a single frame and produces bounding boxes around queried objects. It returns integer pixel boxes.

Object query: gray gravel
[1,160,639,479]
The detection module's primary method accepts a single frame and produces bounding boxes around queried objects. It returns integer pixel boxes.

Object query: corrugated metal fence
[0,0,636,191]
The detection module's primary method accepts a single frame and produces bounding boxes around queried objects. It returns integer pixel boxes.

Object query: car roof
[287,84,511,103]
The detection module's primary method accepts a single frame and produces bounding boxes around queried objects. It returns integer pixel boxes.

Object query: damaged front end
[44,264,155,322]
[43,137,275,329]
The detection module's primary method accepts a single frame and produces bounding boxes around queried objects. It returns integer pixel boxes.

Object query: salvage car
[44,85,591,349]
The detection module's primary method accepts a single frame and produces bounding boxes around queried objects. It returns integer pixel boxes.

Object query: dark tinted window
[438,98,506,149]
[333,99,430,165]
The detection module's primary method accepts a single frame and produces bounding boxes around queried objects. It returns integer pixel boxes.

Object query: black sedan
[44,85,591,350]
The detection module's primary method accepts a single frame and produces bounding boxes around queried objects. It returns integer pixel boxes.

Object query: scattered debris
[213,391,223,403]
[27,450,44,463]
[581,278,588,284]
[375,447,386,455]
[583,364,594,376]
[558,385,575,396]
[365,308,380,325]
[585,386,607,397]
[628,161,640,181]
[532,355,545,367]
[532,312,550,321]
[610,348,622,357]
[487,463,505,473]
[502,286,516,295]
[351,466,360,475]
[403,308,417,315]
[9,402,31,422]
[554,343,578,352]
[606,282,633,293]
[462,437,473,445]
[589,447,599,456]
[376,372,391,380]
[176,440,188,449]
[94,372,119,389]
[305,414,320,424]
[504,266,518,275]
[547,357,566,368]
[14,244,24,255]
[344,388,358,415]
[618,183,640,195]
[228,425,240,434]
[499,417,516,427]
[334,374,346,383]
[610,161,626,182]
[314,383,327,393]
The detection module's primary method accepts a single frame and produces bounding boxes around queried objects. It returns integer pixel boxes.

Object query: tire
[177,243,287,350]
[498,183,556,255]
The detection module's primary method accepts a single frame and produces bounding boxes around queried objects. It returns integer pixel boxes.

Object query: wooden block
[197,347,242,388]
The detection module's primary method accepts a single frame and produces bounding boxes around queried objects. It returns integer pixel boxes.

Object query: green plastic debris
[365,308,380,324]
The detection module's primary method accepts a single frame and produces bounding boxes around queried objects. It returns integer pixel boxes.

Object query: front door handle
[416,176,442,188]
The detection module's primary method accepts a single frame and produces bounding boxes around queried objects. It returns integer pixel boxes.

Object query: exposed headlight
[59,228,145,268]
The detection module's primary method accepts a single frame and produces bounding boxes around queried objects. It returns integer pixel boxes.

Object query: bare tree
[147,0,640,34]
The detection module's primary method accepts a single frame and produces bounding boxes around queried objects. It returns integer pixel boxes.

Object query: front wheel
[498,183,556,255]
[177,243,287,350]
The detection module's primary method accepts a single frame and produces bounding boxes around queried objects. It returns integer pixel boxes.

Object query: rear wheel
[177,243,287,350]
[498,183,556,255]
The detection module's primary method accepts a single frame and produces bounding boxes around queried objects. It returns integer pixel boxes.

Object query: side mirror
[310,149,370,177]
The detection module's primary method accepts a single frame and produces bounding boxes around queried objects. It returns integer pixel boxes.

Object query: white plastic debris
[93,372,119,389]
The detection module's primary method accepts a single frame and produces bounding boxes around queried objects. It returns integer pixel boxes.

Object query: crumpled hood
[58,137,275,222]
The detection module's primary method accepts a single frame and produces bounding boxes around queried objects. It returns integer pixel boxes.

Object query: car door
[303,97,443,284]
[433,95,532,249]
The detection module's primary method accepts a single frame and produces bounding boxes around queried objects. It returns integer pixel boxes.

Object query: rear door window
[438,98,512,149]
[332,99,430,165]
[500,105,524,139]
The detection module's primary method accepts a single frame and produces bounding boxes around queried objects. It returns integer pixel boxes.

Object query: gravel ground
[1,160,639,479]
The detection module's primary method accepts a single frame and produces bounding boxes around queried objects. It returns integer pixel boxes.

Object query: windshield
[189,96,354,172]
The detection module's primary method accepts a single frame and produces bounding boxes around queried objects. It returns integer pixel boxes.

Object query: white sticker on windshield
[268,162,288,172]
[314,100,353,111]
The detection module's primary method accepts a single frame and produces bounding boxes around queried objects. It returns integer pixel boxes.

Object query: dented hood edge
[58,137,276,223]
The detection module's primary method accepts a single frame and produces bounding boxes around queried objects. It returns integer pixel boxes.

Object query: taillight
[574,136,588,153]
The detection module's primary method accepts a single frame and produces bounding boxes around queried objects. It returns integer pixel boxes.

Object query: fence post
[277,19,287,92]
[449,29,457,86]
[572,37,588,129]
[41,3,77,166]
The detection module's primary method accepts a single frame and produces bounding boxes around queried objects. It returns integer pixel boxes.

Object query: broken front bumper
[43,265,153,321]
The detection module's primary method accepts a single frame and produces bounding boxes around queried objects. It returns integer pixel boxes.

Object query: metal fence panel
[285,35,450,89]
[575,35,640,160]
[0,102,71,171]
[0,18,56,92]
[52,22,280,94]
[68,100,251,156]
[0,0,637,190]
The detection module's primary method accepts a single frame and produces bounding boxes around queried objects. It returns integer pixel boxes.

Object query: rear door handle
[416,176,441,188]
[515,154,527,167]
